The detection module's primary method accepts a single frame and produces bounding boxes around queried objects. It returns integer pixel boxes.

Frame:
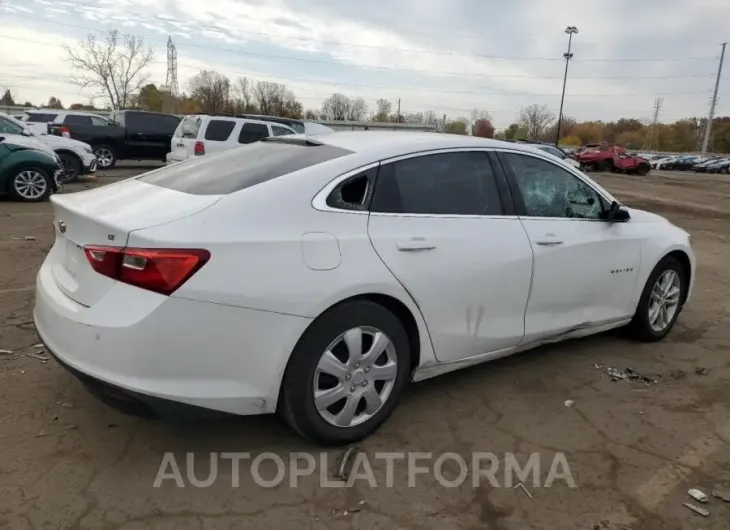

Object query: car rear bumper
[33,260,312,417]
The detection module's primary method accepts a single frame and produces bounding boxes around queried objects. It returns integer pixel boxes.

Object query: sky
[0,0,729,129]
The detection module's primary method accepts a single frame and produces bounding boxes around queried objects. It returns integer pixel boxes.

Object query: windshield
[0,114,35,136]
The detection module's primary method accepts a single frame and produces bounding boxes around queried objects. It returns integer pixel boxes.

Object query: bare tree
[188,70,231,114]
[346,97,367,121]
[234,77,256,113]
[65,30,153,109]
[47,97,64,109]
[321,93,352,120]
[374,98,392,122]
[253,81,302,118]
[423,110,439,127]
[471,108,492,123]
[519,104,555,140]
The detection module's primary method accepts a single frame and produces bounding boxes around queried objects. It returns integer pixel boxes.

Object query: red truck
[576,143,650,175]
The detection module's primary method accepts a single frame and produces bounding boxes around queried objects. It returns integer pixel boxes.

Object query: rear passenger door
[238,122,269,144]
[367,150,534,363]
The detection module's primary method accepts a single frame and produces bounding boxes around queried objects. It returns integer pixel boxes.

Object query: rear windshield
[138,140,352,195]
[23,112,59,123]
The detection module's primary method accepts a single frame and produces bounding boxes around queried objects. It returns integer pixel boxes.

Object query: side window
[371,151,502,216]
[90,116,108,126]
[238,122,269,144]
[271,125,294,137]
[326,167,378,211]
[64,115,93,125]
[502,153,603,219]
[204,120,235,141]
[24,113,58,123]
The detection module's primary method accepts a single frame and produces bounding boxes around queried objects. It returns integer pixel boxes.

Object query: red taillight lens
[60,125,71,138]
[83,246,210,295]
[194,141,205,155]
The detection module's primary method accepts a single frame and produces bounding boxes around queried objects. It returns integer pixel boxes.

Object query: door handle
[397,238,436,251]
[534,234,564,246]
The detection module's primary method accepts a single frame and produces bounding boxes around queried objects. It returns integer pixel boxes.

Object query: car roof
[311,131,543,157]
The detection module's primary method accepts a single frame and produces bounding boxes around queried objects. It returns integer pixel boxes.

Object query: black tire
[93,144,116,168]
[279,300,411,446]
[636,163,650,176]
[57,152,81,183]
[600,159,613,172]
[626,256,687,342]
[8,166,53,203]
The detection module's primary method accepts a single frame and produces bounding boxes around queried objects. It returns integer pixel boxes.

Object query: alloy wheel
[313,326,398,428]
[13,170,48,200]
[95,148,114,168]
[648,270,681,332]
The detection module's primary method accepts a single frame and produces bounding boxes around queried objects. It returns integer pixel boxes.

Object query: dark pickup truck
[49,110,181,168]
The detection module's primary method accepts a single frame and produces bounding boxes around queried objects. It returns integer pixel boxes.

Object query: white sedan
[34,132,695,445]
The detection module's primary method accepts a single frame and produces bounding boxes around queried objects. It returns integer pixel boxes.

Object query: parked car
[166,115,296,165]
[34,132,694,445]
[531,143,581,168]
[705,158,730,174]
[0,136,62,202]
[237,114,335,135]
[0,112,97,183]
[693,157,724,172]
[667,156,701,171]
[576,144,650,175]
[48,110,181,168]
[21,109,111,136]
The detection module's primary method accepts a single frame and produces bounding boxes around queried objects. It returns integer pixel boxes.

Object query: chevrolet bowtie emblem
[58,221,66,234]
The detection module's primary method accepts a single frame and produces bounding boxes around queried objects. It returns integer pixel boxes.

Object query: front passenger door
[367,150,534,363]
[498,151,641,343]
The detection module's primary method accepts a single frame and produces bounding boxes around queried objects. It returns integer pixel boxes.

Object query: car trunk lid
[49,177,221,306]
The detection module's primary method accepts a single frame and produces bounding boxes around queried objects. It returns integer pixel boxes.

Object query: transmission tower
[165,37,179,113]
[701,42,726,154]
[642,97,663,151]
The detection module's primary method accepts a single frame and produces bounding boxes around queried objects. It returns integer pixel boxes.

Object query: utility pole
[397,98,401,123]
[556,26,578,145]
[442,113,447,132]
[702,42,726,154]
[643,97,663,150]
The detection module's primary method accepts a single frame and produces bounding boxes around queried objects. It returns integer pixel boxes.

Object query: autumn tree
[519,104,555,140]
[254,81,302,118]
[132,84,165,112]
[472,119,495,138]
[46,97,64,109]
[189,70,230,114]
[65,30,153,109]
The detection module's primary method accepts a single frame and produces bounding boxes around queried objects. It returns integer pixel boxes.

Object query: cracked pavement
[1,166,730,529]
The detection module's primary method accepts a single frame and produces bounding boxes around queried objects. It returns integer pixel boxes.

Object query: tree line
[2,28,729,153]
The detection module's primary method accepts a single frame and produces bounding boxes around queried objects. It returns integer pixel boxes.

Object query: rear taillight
[194,141,205,156]
[83,246,210,295]
[60,125,71,138]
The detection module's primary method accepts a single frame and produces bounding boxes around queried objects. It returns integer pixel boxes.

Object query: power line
[1,11,722,66]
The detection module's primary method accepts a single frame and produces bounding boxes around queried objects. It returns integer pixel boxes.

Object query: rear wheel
[9,167,52,202]
[93,145,116,168]
[279,300,411,446]
[600,159,613,172]
[636,163,650,176]
[626,256,686,342]
[57,152,81,183]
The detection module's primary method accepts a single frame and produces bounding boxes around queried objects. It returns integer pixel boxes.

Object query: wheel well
[666,250,691,305]
[55,149,81,163]
[331,293,422,371]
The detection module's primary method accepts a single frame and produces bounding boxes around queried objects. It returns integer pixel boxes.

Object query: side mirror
[21,129,33,137]
[606,201,630,222]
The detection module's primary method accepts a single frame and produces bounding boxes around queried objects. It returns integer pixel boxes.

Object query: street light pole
[556,26,578,145]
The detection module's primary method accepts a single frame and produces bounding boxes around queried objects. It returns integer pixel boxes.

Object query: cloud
[1,0,728,127]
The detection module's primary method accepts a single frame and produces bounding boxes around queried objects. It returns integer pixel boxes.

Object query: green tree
[444,118,468,135]
[47,97,64,109]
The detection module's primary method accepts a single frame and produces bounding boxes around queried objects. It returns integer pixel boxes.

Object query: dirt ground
[1,165,730,530]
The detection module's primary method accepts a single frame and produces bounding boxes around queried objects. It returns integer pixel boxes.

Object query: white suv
[20,110,110,135]
[0,113,97,182]
[166,115,296,165]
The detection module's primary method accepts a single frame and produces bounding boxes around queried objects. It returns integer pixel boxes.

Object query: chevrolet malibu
[34,132,694,445]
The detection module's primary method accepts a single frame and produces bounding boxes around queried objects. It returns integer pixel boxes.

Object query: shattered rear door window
[502,153,603,219]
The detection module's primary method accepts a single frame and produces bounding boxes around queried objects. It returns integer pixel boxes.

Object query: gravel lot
[1,164,730,530]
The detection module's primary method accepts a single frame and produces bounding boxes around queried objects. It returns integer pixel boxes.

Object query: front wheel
[9,167,52,202]
[600,160,613,172]
[626,256,686,342]
[279,300,411,446]
[636,163,650,176]
[57,152,81,183]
